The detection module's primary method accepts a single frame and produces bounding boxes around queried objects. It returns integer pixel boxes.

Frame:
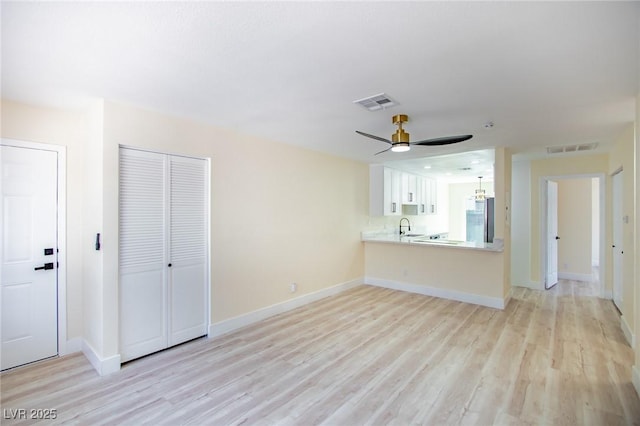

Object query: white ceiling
[2,1,639,165]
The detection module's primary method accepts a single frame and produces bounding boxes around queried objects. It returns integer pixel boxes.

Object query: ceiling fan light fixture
[391,143,410,153]
[355,113,472,155]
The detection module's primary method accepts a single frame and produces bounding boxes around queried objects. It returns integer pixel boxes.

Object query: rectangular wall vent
[353,93,398,111]
[546,142,598,155]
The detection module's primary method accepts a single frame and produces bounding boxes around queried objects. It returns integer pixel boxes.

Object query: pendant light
[475,176,486,201]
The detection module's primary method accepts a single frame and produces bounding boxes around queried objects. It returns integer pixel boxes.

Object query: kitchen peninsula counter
[362,231,509,309]
[361,232,503,252]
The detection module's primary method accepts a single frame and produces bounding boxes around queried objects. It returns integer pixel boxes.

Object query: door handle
[555,236,560,240]
[34,262,54,271]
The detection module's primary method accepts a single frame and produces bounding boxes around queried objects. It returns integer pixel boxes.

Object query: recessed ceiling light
[423,165,432,169]
[471,160,480,165]
[445,172,453,176]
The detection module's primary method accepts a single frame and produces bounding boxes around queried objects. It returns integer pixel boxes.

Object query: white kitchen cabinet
[417,176,437,215]
[417,177,427,215]
[427,178,437,215]
[370,166,436,216]
[370,165,401,216]
[402,173,418,204]
[119,147,209,362]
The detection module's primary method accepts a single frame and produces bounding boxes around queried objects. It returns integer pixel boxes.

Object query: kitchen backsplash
[362,212,448,236]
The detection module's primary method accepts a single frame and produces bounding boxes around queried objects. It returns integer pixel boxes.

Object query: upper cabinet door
[401,173,418,205]
[384,168,402,215]
[428,178,438,215]
[417,177,427,215]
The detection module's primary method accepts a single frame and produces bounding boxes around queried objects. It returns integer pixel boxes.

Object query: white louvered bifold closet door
[119,148,208,363]
[168,155,208,346]
[119,149,168,362]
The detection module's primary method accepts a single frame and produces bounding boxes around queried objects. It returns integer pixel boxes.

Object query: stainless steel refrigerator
[466,197,494,243]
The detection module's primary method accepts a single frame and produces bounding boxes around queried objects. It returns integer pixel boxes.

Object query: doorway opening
[612,169,623,311]
[540,174,604,296]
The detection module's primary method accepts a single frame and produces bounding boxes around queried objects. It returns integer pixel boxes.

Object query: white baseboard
[503,288,513,308]
[364,277,508,310]
[633,366,640,398]
[61,337,83,355]
[208,277,363,338]
[82,340,121,376]
[602,289,613,300]
[621,315,636,348]
[558,272,592,282]
[512,281,543,290]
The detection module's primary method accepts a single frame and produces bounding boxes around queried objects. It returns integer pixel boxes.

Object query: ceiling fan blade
[355,130,392,144]
[374,146,393,155]
[412,135,473,146]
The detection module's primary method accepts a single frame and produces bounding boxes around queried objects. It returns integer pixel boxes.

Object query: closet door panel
[169,264,206,345]
[119,149,168,362]
[168,156,208,346]
[120,270,166,361]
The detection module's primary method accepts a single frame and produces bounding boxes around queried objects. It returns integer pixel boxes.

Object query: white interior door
[612,171,623,310]
[546,180,559,289]
[119,148,168,362]
[1,145,58,370]
[168,155,208,346]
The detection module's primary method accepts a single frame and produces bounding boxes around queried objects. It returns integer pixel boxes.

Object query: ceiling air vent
[546,142,598,155]
[353,93,398,111]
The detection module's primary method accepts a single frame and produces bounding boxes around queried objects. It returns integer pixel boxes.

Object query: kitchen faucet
[399,217,411,236]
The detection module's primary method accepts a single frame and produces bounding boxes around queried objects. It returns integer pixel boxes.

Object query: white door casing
[1,144,58,370]
[546,180,559,289]
[612,170,623,311]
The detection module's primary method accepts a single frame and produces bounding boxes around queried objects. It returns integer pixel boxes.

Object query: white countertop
[361,232,504,252]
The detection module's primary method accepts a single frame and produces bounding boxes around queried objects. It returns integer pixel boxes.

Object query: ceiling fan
[356,114,473,155]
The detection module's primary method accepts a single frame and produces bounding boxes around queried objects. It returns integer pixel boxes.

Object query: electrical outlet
[290,283,297,293]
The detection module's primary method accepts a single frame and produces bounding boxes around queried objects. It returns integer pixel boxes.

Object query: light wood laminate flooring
[2,281,639,425]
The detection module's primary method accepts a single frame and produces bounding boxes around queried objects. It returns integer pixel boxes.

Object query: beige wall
[2,98,369,361]
[98,101,369,357]
[592,178,600,266]
[511,160,532,287]
[365,242,505,300]
[635,90,640,375]
[1,100,88,342]
[557,178,593,277]
[609,124,636,337]
[82,100,107,354]
[494,147,512,298]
